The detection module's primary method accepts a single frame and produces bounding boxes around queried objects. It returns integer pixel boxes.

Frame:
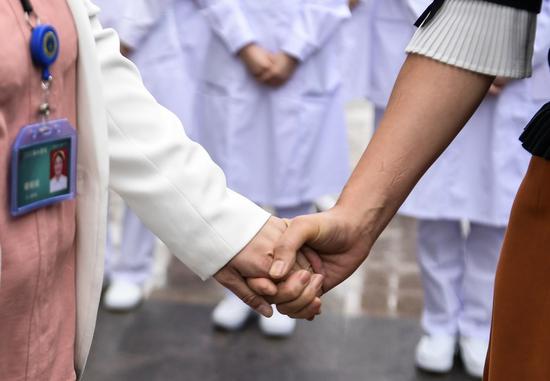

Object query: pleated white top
[406,0,537,78]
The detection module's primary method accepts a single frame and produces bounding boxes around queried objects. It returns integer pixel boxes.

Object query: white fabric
[417,220,504,340]
[340,0,371,101]
[1,1,271,376]
[194,0,351,206]
[364,0,430,107]
[50,175,69,193]
[406,0,537,78]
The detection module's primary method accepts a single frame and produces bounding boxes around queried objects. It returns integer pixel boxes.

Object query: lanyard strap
[19,0,33,14]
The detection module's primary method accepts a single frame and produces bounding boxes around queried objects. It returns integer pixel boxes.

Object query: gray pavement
[86,299,475,381]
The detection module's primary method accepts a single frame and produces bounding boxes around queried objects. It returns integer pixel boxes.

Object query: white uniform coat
[194,0,351,207]
[0,1,270,376]
[340,0,370,102]
[367,0,550,226]
[95,0,206,134]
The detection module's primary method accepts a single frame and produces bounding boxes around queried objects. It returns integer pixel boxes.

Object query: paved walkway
[87,298,475,381]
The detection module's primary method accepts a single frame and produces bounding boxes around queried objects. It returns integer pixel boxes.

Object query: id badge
[10,119,77,217]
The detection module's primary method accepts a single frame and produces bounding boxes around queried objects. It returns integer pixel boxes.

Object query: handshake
[238,43,299,87]
[214,209,374,321]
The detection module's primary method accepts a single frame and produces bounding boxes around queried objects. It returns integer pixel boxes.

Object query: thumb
[270,215,321,280]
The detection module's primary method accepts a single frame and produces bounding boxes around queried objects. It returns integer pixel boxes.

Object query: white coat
[366,0,550,226]
[193,0,351,207]
[0,0,270,377]
[340,0,370,102]
[94,0,208,135]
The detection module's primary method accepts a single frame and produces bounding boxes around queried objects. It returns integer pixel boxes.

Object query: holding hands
[238,44,298,87]
[216,206,372,321]
[214,216,324,320]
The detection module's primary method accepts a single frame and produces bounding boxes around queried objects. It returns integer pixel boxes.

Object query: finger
[270,215,320,279]
[215,269,273,317]
[267,270,312,304]
[247,277,278,296]
[294,251,313,272]
[277,274,324,315]
[258,67,275,83]
[283,297,322,320]
[302,246,325,276]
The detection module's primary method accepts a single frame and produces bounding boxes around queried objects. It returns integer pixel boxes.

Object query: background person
[194,0,351,337]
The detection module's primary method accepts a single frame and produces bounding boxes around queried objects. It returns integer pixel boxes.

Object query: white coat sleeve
[533,0,550,69]
[195,0,256,54]
[115,0,175,49]
[281,0,351,62]
[87,1,271,280]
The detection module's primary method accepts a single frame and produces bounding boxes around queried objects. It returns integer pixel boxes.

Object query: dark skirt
[484,103,550,380]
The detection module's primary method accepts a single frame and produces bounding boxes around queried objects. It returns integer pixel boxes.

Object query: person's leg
[104,207,156,311]
[415,219,464,373]
[458,223,504,377]
[112,208,155,284]
[485,157,550,380]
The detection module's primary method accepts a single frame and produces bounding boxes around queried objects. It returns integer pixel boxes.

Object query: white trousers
[105,207,155,286]
[418,219,504,340]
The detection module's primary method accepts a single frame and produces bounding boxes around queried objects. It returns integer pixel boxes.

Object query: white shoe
[259,308,296,338]
[415,335,456,373]
[459,336,488,378]
[212,295,252,331]
[103,279,144,312]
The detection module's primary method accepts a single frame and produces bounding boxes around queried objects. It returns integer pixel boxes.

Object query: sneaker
[103,279,144,312]
[415,334,457,373]
[212,294,252,331]
[459,336,489,378]
[259,308,296,338]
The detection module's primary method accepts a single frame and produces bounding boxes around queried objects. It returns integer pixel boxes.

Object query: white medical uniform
[368,0,550,339]
[193,0,351,208]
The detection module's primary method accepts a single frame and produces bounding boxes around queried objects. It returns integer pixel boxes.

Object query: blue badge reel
[30,24,59,81]
[10,119,77,217]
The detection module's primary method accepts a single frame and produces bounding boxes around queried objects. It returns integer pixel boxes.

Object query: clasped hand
[214,206,373,321]
[238,44,298,87]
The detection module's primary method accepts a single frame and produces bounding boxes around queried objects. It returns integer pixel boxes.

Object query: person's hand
[259,52,299,87]
[213,216,321,318]
[349,0,360,10]
[251,207,373,319]
[488,77,511,96]
[247,248,324,320]
[238,43,274,81]
[213,216,286,317]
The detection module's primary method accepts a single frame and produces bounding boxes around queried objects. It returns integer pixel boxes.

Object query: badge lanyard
[10,0,77,217]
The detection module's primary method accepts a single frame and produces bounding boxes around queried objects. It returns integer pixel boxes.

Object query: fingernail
[257,304,273,318]
[270,260,285,278]
[300,270,311,285]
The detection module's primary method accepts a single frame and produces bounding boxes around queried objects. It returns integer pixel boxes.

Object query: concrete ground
[86,102,476,381]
